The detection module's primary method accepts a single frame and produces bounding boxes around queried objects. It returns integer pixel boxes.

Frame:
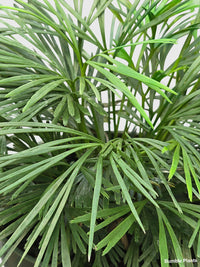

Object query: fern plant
[0,0,200,266]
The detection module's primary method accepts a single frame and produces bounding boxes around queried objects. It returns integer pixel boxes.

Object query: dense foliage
[0,0,200,266]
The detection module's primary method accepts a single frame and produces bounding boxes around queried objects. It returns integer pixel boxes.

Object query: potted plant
[0,0,200,266]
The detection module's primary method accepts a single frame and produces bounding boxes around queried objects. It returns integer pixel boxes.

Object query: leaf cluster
[0,0,200,266]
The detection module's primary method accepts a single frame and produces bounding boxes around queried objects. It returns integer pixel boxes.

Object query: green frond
[0,0,200,266]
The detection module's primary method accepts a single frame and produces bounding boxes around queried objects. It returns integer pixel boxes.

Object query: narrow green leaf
[57,0,104,50]
[182,148,193,201]
[104,39,177,55]
[74,105,81,123]
[188,156,200,195]
[177,54,200,94]
[0,137,87,163]
[33,148,95,267]
[162,140,177,154]
[87,61,153,128]
[129,146,153,189]
[70,224,86,255]
[95,54,177,96]
[91,208,131,233]
[79,76,86,95]
[16,149,95,266]
[61,216,71,267]
[67,95,75,117]
[6,76,61,98]
[0,224,35,267]
[17,180,69,267]
[42,233,55,267]
[0,122,102,143]
[188,219,200,248]
[88,76,121,99]
[0,145,96,194]
[0,149,95,260]
[110,154,145,233]
[70,205,130,224]
[88,0,113,25]
[96,201,145,255]
[88,156,103,261]
[112,153,159,207]
[51,223,60,267]
[101,214,135,256]
[118,0,134,9]
[158,201,197,229]
[108,6,124,23]
[160,210,184,267]
[134,141,182,213]
[63,106,69,126]
[168,144,180,180]
[82,93,107,116]
[157,208,169,267]
[0,74,48,86]
[54,0,82,66]
[85,79,101,101]
[197,230,200,258]
[23,79,66,112]
[97,5,107,49]
[115,47,134,68]
[54,95,67,118]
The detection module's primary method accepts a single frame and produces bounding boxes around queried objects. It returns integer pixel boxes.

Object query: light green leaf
[70,205,130,224]
[0,122,102,143]
[0,144,97,194]
[70,224,86,255]
[50,223,59,267]
[157,208,169,267]
[6,76,61,98]
[96,201,145,255]
[85,79,101,101]
[23,79,66,112]
[95,54,177,97]
[22,148,95,267]
[182,148,193,201]
[54,0,81,63]
[112,152,159,207]
[67,95,75,117]
[61,216,71,267]
[162,140,178,154]
[168,144,180,180]
[87,61,153,128]
[160,210,184,267]
[134,140,182,213]
[53,95,67,118]
[88,156,103,261]
[101,214,135,256]
[79,76,86,95]
[62,106,69,126]
[188,219,200,248]
[110,154,145,233]
[197,230,200,258]
[91,208,131,233]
